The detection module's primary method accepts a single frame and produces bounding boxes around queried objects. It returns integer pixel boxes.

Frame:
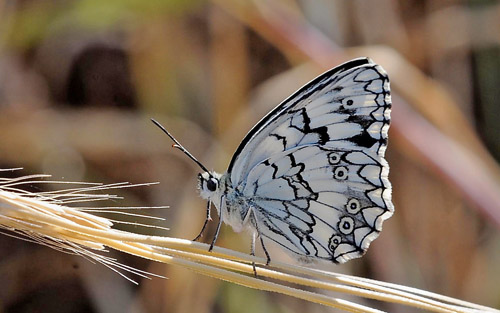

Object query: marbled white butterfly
[153,57,393,265]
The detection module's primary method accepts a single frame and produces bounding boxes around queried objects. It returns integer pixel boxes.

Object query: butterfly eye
[206,178,218,192]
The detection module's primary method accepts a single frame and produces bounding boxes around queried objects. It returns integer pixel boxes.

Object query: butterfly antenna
[151,119,210,173]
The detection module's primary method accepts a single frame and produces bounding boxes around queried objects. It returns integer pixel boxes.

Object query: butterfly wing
[228,58,392,263]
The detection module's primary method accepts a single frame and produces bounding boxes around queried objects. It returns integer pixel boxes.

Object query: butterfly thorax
[198,171,253,234]
[223,181,254,233]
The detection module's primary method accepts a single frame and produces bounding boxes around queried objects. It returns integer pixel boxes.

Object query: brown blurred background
[0,0,499,312]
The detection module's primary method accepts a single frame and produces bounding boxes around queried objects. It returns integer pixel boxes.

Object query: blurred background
[1,0,500,312]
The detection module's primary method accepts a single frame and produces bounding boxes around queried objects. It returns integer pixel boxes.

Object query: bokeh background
[1,0,500,312]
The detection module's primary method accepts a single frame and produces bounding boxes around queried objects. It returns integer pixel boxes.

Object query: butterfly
[152,57,393,265]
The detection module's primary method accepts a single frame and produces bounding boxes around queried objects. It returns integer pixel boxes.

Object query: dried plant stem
[0,177,497,313]
[105,240,384,313]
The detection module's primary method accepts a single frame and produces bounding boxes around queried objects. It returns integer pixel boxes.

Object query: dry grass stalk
[0,170,497,313]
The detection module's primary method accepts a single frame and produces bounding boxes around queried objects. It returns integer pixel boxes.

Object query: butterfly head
[198,171,223,200]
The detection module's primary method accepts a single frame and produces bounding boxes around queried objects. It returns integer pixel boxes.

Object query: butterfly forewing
[227,58,392,263]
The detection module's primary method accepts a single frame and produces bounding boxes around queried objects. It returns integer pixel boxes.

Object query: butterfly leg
[259,235,271,266]
[250,232,258,277]
[193,201,212,241]
[248,209,271,267]
[253,221,271,266]
[209,195,224,252]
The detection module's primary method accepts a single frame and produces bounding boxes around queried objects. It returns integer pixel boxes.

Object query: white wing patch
[227,58,392,263]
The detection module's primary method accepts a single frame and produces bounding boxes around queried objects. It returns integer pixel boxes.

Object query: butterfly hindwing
[228,58,392,263]
[243,145,391,263]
